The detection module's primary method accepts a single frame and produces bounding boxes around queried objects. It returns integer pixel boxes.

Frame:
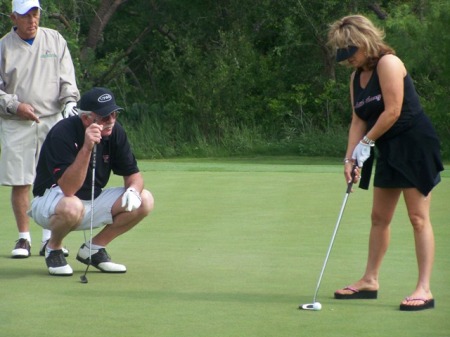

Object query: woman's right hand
[344,160,360,186]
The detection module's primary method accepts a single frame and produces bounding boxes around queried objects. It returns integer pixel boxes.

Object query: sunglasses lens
[336,46,358,62]
[101,111,118,122]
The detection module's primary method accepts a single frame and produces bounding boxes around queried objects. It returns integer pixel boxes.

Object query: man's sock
[18,232,31,245]
[86,241,105,250]
[42,229,51,242]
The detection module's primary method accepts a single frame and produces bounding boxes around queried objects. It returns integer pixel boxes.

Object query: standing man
[29,87,154,276]
[0,0,80,258]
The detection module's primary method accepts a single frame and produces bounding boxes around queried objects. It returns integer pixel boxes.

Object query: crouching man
[29,87,154,276]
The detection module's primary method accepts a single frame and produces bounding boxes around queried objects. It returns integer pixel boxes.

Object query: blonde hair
[327,15,394,68]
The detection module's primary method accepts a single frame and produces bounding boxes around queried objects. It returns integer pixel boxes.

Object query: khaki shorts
[0,114,61,185]
[29,186,126,230]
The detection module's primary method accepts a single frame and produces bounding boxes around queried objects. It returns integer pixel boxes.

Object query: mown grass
[0,158,448,337]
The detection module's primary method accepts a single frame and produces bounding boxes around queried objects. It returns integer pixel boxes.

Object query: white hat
[12,0,42,15]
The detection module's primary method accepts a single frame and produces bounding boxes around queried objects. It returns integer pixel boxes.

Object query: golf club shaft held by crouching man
[28,87,154,276]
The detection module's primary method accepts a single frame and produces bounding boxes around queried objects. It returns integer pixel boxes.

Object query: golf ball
[313,302,322,310]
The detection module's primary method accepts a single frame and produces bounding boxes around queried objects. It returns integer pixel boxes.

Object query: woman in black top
[327,15,443,311]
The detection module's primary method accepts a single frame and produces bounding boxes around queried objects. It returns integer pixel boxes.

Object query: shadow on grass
[59,287,397,311]
[0,267,47,279]
[1,255,51,279]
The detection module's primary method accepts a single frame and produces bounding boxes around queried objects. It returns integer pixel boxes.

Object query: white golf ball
[313,302,322,310]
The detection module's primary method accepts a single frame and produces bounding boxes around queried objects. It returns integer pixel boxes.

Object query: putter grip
[346,164,358,194]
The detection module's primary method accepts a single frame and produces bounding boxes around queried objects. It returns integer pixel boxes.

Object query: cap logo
[98,94,112,103]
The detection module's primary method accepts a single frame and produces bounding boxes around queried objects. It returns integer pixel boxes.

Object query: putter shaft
[303,165,357,305]
[80,144,97,284]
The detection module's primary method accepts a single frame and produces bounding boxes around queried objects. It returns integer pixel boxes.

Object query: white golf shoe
[11,239,31,258]
[76,244,127,273]
[45,249,73,276]
[40,240,69,257]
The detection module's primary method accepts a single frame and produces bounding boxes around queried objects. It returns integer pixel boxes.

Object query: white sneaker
[76,244,126,273]
[45,250,73,276]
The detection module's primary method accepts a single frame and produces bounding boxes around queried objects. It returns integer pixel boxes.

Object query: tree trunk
[80,0,129,61]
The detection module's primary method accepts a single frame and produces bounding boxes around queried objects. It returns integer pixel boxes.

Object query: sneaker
[39,240,69,257]
[76,244,127,273]
[45,249,73,276]
[11,238,31,258]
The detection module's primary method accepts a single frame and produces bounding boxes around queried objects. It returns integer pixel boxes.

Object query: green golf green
[0,158,448,337]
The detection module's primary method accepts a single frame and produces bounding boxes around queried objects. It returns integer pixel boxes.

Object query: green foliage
[0,4,11,35]
[383,0,450,158]
[298,127,348,157]
[5,0,448,158]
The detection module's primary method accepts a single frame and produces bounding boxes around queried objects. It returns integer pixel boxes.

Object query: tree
[80,0,129,60]
[5,0,447,158]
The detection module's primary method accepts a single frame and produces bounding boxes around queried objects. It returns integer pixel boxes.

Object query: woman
[327,15,443,311]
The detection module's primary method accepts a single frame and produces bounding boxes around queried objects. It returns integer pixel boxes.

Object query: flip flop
[399,297,435,311]
[334,286,378,299]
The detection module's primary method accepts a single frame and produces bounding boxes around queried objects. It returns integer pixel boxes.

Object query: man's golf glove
[62,101,78,118]
[352,141,372,167]
[121,188,142,212]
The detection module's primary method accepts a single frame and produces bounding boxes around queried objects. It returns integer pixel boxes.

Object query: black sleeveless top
[352,62,443,195]
[353,69,422,141]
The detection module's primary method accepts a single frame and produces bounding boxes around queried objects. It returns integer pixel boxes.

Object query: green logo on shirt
[41,50,57,58]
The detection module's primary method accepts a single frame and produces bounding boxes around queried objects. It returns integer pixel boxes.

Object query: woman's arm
[365,54,406,141]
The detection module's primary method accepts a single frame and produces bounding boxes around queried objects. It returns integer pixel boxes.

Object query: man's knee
[57,196,85,224]
[140,189,154,216]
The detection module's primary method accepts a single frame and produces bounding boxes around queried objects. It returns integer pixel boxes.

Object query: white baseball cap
[12,0,42,15]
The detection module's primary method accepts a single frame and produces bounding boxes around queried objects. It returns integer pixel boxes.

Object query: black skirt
[360,113,444,196]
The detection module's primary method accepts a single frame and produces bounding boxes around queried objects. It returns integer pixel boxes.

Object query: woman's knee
[408,211,429,231]
[371,210,392,228]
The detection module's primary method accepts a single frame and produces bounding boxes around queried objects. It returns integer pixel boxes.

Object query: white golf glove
[62,101,78,118]
[121,188,142,212]
[352,141,372,167]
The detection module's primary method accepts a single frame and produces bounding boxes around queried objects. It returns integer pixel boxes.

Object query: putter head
[80,257,91,284]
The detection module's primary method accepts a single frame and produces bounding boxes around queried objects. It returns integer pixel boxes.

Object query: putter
[300,165,357,310]
[80,143,97,284]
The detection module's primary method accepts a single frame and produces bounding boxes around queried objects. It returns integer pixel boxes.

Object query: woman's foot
[400,290,434,311]
[335,280,379,295]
